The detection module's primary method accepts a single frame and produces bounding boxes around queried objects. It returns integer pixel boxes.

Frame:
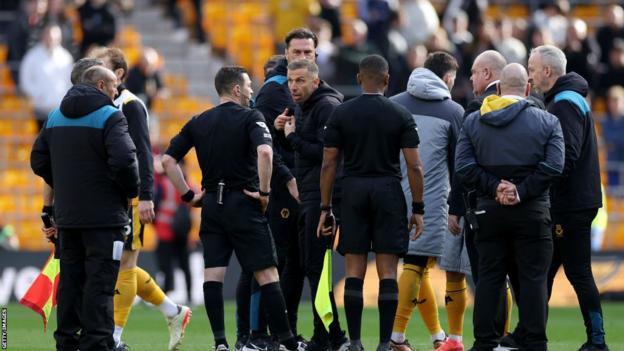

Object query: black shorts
[200,190,277,272]
[337,176,408,255]
[123,202,143,251]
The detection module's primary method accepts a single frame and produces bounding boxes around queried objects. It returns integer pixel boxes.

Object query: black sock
[250,279,269,339]
[236,271,252,338]
[204,281,227,346]
[344,277,364,343]
[260,282,297,350]
[378,279,398,344]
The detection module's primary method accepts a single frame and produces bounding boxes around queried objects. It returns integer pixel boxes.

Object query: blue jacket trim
[554,90,590,115]
[46,105,118,129]
[264,75,287,86]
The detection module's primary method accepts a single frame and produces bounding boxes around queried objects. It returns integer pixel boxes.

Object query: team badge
[280,208,290,219]
[555,224,564,237]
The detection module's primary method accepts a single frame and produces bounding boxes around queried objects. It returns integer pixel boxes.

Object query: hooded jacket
[254,57,297,190]
[31,84,139,228]
[544,72,602,212]
[456,95,564,204]
[286,81,343,200]
[391,68,464,257]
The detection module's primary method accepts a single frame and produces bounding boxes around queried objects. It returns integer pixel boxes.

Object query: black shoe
[113,341,130,351]
[578,342,610,351]
[305,339,329,351]
[244,337,272,351]
[347,343,363,351]
[499,334,521,349]
[236,335,249,351]
[330,332,349,351]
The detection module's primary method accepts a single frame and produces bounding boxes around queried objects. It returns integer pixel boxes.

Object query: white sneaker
[167,305,192,350]
[216,344,230,351]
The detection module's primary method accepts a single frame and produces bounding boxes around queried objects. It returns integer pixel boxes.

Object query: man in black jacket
[282,59,347,351]
[456,63,564,351]
[31,65,139,351]
[465,50,507,117]
[237,28,318,349]
[92,47,191,351]
[528,45,608,351]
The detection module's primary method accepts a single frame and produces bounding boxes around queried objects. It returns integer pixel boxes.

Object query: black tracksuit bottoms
[547,209,606,346]
[472,200,552,351]
[54,227,124,351]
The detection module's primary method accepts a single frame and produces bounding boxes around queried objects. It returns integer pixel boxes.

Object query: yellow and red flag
[19,252,60,331]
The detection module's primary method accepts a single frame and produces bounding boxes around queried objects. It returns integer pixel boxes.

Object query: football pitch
[4,302,624,350]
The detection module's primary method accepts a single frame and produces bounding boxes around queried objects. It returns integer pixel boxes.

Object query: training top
[324,94,420,179]
[165,102,273,192]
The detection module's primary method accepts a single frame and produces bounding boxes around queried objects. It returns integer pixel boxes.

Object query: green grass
[4,302,624,350]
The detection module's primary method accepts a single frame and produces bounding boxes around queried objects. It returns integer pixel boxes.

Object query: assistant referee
[161,66,303,351]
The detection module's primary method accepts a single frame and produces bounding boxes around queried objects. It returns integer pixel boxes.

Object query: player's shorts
[403,255,437,269]
[337,176,408,255]
[123,201,143,251]
[439,218,472,275]
[200,190,277,272]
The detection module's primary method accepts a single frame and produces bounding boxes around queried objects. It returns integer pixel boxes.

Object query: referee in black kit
[161,66,304,351]
[318,55,424,351]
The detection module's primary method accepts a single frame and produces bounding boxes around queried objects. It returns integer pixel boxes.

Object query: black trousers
[156,236,192,301]
[236,188,304,337]
[547,209,605,346]
[54,227,124,351]
[299,199,343,345]
[472,200,552,351]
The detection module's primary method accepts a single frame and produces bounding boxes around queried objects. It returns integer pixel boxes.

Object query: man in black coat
[282,59,348,351]
[528,45,608,351]
[31,65,139,351]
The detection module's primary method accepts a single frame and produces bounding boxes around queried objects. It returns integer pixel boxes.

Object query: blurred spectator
[6,0,48,86]
[333,18,377,85]
[400,0,439,47]
[447,10,473,48]
[153,155,192,301]
[46,0,78,57]
[310,18,338,80]
[270,0,320,50]
[388,44,428,97]
[358,0,398,56]
[528,25,554,48]
[531,0,569,48]
[319,0,342,40]
[495,17,527,64]
[596,5,624,66]
[19,24,73,130]
[602,86,624,194]
[0,223,19,251]
[78,0,117,55]
[564,18,599,91]
[126,47,168,110]
[600,39,624,97]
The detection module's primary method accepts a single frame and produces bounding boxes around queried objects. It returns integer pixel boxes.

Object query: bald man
[31,64,139,351]
[456,63,564,351]
[465,50,507,116]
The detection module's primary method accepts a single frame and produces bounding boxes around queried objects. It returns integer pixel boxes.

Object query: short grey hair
[499,63,528,95]
[71,58,103,84]
[287,59,319,77]
[81,66,114,87]
[531,45,567,76]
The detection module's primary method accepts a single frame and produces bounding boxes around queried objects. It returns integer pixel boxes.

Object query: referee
[161,66,303,351]
[318,55,424,351]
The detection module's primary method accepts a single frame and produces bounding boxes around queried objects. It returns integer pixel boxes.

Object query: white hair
[531,45,567,76]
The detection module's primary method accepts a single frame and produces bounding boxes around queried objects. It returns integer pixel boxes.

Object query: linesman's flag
[314,231,337,331]
[19,251,60,331]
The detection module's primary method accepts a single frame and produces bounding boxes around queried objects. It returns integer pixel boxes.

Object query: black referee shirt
[165,101,273,191]
[324,94,420,179]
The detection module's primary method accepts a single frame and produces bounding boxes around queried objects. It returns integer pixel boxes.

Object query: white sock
[449,335,462,342]
[390,332,405,343]
[431,330,446,342]
[113,325,123,344]
[159,296,179,318]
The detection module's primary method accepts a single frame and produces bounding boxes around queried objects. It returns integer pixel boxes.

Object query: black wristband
[42,205,54,218]
[412,201,424,215]
[259,190,270,197]
[181,189,195,202]
[320,204,332,212]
